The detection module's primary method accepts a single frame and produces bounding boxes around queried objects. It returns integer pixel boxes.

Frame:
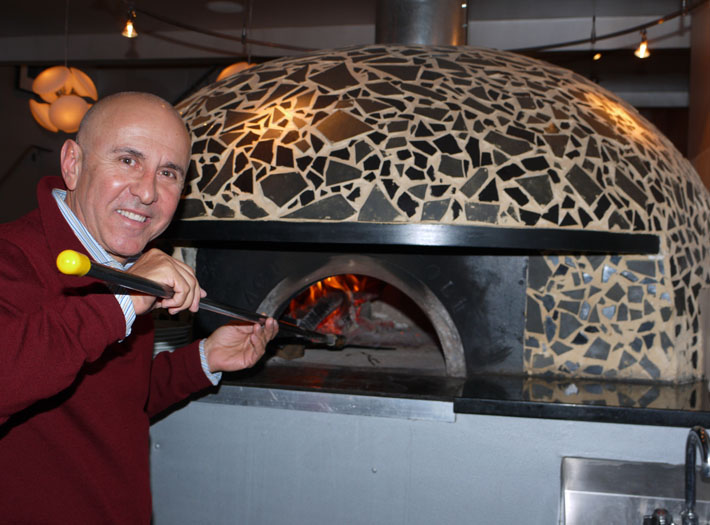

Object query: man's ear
[60,139,83,190]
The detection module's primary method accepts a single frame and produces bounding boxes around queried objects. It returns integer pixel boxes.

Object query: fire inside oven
[274,273,445,374]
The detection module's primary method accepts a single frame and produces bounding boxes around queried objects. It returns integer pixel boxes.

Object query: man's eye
[120,157,136,166]
[160,170,177,179]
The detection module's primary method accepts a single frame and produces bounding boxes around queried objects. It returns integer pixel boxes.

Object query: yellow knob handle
[56,249,92,277]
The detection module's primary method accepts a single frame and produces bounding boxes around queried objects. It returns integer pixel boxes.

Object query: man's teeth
[117,209,147,223]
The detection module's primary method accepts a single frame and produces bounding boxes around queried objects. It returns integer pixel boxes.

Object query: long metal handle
[56,249,343,348]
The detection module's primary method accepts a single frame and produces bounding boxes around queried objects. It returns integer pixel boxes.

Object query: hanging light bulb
[122,8,138,38]
[634,29,650,59]
[590,16,601,62]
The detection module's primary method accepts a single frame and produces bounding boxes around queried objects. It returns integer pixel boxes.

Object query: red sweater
[0,177,213,523]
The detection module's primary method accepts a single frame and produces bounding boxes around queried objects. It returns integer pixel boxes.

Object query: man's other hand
[204,318,278,373]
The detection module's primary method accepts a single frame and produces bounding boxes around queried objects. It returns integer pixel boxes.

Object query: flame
[287,274,371,334]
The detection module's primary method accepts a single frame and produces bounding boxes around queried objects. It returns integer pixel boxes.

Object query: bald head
[77,92,189,154]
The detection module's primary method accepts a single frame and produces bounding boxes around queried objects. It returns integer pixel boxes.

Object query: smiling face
[61,93,191,263]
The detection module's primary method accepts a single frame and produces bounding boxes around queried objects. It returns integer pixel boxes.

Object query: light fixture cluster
[29,66,98,133]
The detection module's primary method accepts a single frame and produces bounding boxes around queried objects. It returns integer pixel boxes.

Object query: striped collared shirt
[52,188,220,385]
[53,188,137,337]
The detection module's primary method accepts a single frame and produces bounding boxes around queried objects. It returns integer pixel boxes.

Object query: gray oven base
[150,389,694,525]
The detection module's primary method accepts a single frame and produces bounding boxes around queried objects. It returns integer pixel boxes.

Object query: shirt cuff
[199,339,222,386]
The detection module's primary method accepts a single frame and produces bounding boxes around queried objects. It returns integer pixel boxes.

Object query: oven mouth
[258,254,466,377]
[267,272,447,376]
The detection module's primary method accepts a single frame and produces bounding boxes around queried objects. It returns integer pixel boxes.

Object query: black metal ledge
[163,220,660,254]
[454,375,710,428]
[453,397,710,428]
[212,366,710,428]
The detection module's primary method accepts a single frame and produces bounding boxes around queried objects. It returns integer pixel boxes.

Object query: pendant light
[122,7,138,38]
[634,30,650,59]
[29,0,98,133]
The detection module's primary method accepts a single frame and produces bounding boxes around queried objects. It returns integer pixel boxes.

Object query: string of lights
[121,0,709,57]
[515,0,707,53]
[128,5,316,53]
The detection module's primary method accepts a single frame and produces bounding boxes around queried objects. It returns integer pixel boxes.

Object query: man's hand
[126,248,205,316]
[204,318,278,373]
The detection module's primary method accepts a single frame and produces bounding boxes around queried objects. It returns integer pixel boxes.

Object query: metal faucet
[681,426,710,525]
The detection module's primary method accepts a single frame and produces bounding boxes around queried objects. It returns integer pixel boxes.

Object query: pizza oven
[163,41,710,392]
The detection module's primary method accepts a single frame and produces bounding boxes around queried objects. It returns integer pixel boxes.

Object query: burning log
[284,274,437,351]
[296,290,347,331]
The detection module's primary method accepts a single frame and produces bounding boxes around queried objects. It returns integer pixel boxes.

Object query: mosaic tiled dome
[176,45,710,383]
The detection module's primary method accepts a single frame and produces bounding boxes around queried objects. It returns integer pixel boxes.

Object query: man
[0,92,278,523]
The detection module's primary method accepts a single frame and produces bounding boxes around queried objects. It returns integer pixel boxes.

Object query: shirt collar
[52,188,138,270]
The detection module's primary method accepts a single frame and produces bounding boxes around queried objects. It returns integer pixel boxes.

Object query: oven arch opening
[257,255,466,377]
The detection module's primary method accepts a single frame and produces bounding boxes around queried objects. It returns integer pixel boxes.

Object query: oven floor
[268,343,447,375]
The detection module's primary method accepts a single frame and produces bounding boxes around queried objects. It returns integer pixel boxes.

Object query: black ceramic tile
[478,179,499,202]
[397,193,419,217]
[260,172,308,207]
[239,199,269,219]
[436,155,463,178]
[324,160,361,186]
[504,187,529,206]
[284,194,356,220]
[567,165,602,205]
[251,139,274,165]
[484,130,533,156]
[559,312,582,339]
[459,168,488,198]
[517,175,553,206]
[526,296,544,334]
[358,186,402,222]
[223,110,256,130]
[584,338,611,360]
[464,202,498,223]
[496,164,525,181]
[309,63,359,90]
[615,170,648,208]
[420,199,449,221]
[315,110,374,143]
[370,65,420,81]
[552,341,572,355]
[640,356,661,380]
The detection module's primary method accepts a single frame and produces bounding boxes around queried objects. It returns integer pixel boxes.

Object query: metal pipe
[375,0,467,45]
[682,425,710,525]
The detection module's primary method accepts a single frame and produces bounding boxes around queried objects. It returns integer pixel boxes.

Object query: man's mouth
[117,209,148,223]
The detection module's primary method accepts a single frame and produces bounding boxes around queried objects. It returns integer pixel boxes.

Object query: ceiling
[0,0,689,42]
[0,0,697,108]
[1,0,375,37]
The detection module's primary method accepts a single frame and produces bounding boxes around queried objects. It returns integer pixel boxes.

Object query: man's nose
[130,170,158,204]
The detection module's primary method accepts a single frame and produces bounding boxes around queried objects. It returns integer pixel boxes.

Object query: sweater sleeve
[0,241,127,423]
[146,341,215,418]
